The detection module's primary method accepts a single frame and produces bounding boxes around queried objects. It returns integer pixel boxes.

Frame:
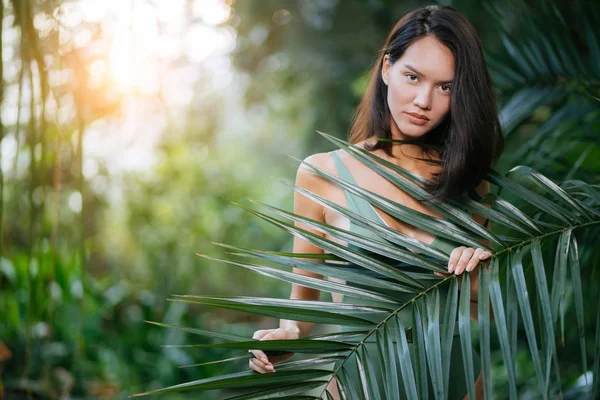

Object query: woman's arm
[444,180,493,320]
[249,154,333,373]
[279,154,332,337]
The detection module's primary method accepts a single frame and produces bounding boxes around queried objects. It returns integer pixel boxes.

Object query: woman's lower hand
[434,246,492,277]
[249,327,300,374]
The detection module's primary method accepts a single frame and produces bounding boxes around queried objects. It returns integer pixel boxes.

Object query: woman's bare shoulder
[297,152,337,174]
[295,152,338,192]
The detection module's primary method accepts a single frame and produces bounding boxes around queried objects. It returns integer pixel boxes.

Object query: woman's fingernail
[260,357,269,363]
[266,365,274,371]
[466,263,473,271]
[448,263,454,272]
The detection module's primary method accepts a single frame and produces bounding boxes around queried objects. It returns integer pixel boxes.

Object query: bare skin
[250,36,491,399]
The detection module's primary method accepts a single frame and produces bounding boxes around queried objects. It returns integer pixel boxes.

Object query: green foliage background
[0,0,598,398]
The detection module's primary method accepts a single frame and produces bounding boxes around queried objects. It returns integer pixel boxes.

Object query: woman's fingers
[249,341,275,373]
[249,357,274,373]
[249,356,274,373]
[478,250,492,260]
[249,328,298,373]
[249,328,290,373]
[249,359,264,373]
[448,246,466,273]
[253,330,269,340]
[249,349,271,365]
[442,247,494,278]
[261,330,288,341]
[465,248,492,272]
[465,248,485,272]
[249,334,278,370]
[453,248,493,275]
[454,247,475,275]
[250,330,273,365]
[249,348,269,362]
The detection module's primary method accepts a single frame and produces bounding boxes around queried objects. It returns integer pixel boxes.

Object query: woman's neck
[386,119,440,167]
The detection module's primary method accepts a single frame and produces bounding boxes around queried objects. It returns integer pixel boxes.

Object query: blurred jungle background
[0,0,598,398]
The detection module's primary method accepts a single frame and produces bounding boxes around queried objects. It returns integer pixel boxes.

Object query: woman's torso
[308,144,481,399]
[313,143,446,301]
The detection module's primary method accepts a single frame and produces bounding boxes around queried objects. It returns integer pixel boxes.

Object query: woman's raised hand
[434,246,492,278]
[447,246,492,275]
[248,327,300,374]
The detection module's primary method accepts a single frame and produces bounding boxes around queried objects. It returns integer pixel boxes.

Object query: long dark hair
[348,5,503,201]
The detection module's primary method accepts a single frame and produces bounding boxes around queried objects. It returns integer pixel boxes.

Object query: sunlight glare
[64,0,237,95]
[193,0,232,25]
[185,24,235,64]
[108,35,135,93]
[80,0,110,22]
[90,60,107,78]
[153,0,186,25]
[45,0,238,173]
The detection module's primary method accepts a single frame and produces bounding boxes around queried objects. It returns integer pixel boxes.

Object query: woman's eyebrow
[403,64,454,84]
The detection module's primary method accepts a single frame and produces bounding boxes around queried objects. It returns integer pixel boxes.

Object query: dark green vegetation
[1,0,599,399]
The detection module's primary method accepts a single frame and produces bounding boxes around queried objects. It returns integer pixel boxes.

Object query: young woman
[249,5,503,399]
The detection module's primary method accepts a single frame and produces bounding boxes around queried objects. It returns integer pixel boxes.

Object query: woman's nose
[413,88,432,110]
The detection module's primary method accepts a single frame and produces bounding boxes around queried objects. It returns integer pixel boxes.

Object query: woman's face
[382,35,455,139]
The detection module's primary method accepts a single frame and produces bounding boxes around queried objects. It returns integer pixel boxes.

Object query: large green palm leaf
[133,132,600,399]
[485,0,600,181]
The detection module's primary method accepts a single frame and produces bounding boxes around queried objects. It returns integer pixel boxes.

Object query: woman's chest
[321,175,442,244]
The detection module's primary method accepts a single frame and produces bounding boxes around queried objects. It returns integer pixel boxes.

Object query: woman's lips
[405,112,429,125]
